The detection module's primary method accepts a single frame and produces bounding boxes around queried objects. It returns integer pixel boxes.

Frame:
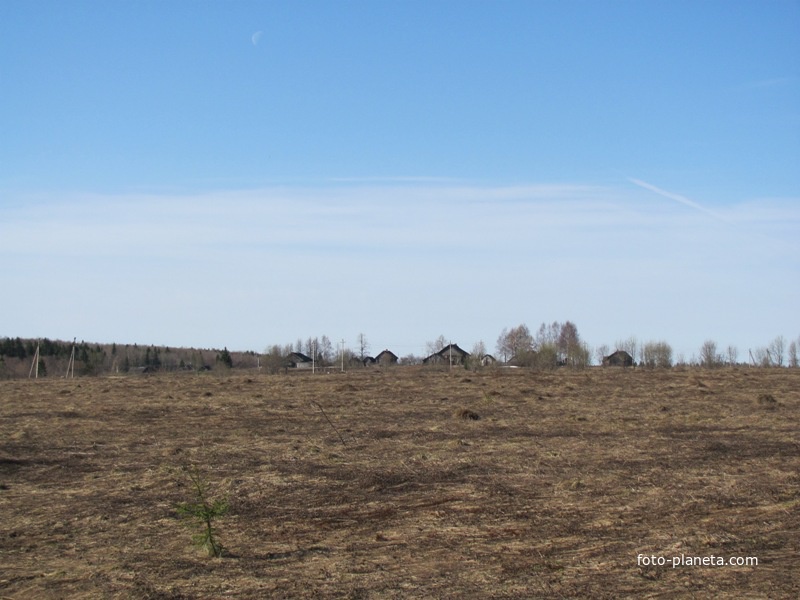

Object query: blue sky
[1,1,798,361]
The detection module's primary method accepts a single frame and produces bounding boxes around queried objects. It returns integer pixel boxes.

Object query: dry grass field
[1,367,798,599]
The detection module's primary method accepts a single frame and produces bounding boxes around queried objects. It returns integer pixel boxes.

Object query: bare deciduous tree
[399,354,422,366]
[426,335,447,356]
[465,340,488,370]
[641,341,673,368]
[357,333,370,360]
[700,340,720,368]
[558,322,579,355]
[558,321,588,368]
[535,322,561,349]
[595,344,609,366]
[528,342,559,370]
[262,344,290,373]
[319,336,334,365]
[615,337,639,364]
[769,336,785,367]
[726,345,738,366]
[496,325,533,363]
[788,340,798,368]
[752,347,772,367]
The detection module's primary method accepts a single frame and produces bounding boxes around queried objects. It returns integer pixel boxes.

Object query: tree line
[1,328,798,378]
[0,338,253,379]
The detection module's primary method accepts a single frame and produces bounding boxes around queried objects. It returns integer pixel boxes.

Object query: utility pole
[29,340,40,379]
[340,339,346,372]
[66,338,76,378]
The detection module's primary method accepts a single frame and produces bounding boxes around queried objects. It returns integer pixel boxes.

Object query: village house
[602,350,634,367]
[285,352,313,369]
[480,354,497,367]
[423,343,470,366]
[375,349,399,366]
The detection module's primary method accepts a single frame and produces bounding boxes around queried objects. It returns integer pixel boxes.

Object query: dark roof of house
[423,343,470,363]
[436,343,469,357]
[288,352,312,363]
[376,349,398,360]
[603,350,634,365]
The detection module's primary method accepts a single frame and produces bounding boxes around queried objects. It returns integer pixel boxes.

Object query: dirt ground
[1,366,798,599]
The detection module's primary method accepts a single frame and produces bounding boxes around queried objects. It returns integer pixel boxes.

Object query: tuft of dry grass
[456,408,481,421]
[757,393,779,408]
[0,367,798,598]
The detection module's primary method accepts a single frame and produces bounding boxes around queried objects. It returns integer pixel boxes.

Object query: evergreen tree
[216,347,233,369]
[14,338,27,359]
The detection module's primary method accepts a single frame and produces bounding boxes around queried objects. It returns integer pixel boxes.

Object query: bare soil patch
[1,367,798,598]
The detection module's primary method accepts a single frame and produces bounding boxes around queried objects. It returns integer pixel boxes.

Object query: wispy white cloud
[1,181,797,356]
[327,176,465,184]
[627,178,726,221]
[736,76,794,90]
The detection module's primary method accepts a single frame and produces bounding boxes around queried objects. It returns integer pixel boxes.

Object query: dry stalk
[310,400,347,447]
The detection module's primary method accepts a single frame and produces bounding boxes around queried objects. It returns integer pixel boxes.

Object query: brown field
[1,367,798,599]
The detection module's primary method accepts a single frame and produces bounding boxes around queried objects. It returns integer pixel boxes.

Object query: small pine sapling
[175,466,229,558]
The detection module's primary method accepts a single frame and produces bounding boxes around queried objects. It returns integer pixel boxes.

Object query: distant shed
[602,350,634,367]
[375,349,399,366]
[423,343,470,366]
[286,352,314,369]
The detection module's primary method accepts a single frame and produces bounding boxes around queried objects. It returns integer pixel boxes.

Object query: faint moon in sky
[251,31,263,46]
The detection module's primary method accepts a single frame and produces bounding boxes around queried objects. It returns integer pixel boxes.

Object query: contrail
[628,177,725,221]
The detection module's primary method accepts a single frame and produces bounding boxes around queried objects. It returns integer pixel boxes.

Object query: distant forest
[0,337,257,379]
